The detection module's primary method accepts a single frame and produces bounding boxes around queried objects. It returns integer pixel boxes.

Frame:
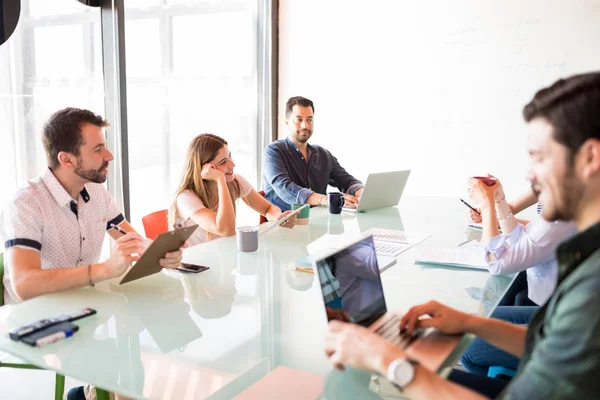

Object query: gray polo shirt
[499,220,600,399]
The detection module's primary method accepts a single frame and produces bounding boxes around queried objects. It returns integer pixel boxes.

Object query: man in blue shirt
[262,96,364,211]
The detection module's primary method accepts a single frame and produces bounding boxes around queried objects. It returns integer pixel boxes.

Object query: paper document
[297,249,396,272]
[376,254,397,271]
[364,228,431,245]
[415,247,488,270]
[374,241,412,257]
[306,235,361,255]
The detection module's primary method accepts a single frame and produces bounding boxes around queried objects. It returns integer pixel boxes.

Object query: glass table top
[0,196,513,399]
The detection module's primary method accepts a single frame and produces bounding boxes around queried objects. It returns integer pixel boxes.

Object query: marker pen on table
[35,326,79,347]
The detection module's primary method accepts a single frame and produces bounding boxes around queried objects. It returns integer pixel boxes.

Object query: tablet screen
[258,204,308,236]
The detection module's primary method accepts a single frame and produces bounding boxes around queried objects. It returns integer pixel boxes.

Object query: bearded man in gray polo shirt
[0,107,183,305]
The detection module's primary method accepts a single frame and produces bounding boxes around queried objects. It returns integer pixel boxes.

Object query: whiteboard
[279,0,600,200]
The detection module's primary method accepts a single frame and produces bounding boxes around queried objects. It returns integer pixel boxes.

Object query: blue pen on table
[459,198,481,215]
[35,326,79,347]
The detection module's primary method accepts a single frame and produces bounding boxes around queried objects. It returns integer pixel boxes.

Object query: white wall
[278,0,600,200]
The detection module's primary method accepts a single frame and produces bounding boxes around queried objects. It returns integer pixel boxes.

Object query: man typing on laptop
[316,236,427,354]
[262,96,364,211]
[323,73,600,399]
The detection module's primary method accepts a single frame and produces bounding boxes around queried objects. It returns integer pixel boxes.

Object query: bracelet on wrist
[495,194,506,204]
[498,211,514,221]
[88,264,95,287]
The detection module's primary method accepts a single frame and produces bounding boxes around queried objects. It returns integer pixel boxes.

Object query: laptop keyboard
[375,315,423,349]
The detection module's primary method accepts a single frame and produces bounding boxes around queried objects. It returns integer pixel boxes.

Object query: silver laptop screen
[315,235,387,327]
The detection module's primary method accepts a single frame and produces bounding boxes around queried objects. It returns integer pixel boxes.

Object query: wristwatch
[387,358,419,388]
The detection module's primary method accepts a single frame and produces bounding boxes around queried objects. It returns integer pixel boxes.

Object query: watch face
[391,359,415,387]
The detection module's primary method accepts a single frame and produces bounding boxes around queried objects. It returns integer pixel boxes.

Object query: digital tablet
[258,204,309,236]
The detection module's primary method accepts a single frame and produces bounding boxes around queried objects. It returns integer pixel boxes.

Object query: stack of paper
[296,249,396,272]
[363,228,431,245]
[374,241,412,257]
[415,247,488,270]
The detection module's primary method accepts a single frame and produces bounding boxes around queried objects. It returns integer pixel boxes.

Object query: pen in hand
[110,223,127,235]
[459,198,481,215]
[109,223,146,260]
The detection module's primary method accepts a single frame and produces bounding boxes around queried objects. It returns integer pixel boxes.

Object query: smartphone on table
[176,263,209,273]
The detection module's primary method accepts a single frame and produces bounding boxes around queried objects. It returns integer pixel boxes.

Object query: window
[0,0,104,210]
[124,1,261,231]
[1,0,271,238]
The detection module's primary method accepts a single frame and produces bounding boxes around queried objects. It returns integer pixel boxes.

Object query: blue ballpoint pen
[35,326,79,347]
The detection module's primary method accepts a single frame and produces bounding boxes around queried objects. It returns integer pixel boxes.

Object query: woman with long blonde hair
[170,134,295,246]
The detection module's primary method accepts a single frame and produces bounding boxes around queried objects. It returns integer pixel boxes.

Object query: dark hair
[42,107,109,169]
[523,72,600,160]
[285,96,314,118]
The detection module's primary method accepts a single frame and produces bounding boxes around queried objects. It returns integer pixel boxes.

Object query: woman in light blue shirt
[468,177,576,306]
[461,177,577,376]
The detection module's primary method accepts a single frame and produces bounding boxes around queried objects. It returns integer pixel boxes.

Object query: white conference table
[0,197,513,399]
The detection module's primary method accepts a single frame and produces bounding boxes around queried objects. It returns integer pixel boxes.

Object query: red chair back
[258,190,268,224]
[142,209,169,239]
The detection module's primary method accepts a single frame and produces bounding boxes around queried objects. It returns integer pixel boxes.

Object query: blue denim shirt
[262,137,363,211]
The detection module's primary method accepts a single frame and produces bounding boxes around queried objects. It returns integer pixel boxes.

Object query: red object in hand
[472,176,497,186]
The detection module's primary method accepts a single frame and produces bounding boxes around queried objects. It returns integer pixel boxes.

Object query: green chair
[0,252,66,400]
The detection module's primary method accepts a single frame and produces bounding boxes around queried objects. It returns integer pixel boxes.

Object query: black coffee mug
[328,192,345,214]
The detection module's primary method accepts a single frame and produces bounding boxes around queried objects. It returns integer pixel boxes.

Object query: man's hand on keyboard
[342,193,359,207]
[399,300,471,335]
[324,320,406,374]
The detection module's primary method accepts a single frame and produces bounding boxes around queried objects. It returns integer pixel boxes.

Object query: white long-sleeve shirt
[485,215,577,305]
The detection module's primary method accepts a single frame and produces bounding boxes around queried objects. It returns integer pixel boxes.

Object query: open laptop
[314,235,421,348]
[298,247,396,272]
[314,235,462,370]
[343,170,411,213]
